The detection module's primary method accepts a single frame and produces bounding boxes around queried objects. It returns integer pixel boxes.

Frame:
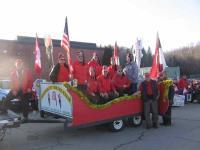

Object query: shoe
[153,123,158,129]
[160,123,171,126]
[21,118,28,123]
[146,125,151,129]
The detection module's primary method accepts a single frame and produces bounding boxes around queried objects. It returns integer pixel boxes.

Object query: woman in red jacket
[49,53,70,82]
[97,66,119,102]
[112,65,130,96]
[86,67,100,103]
[87,67,98,96]
[72,51,88,86]
[108,57,118,79]
[88,52,102,77]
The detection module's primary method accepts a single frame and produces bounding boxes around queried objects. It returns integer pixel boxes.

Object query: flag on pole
[34,34,42,75]
[113,41,120,65]
[149,33,167,78]
[61,17,72,71]
[44,35,54,68]
[135,38,143,68]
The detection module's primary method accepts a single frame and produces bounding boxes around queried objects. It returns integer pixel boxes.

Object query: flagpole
[50,39,54,67]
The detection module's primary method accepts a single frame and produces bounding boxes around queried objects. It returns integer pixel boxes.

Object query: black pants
[117,88,130,97]
[4,90,31,119]
[162,105,172,125]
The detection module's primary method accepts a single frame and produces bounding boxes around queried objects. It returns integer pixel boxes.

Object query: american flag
[61,17,72,67]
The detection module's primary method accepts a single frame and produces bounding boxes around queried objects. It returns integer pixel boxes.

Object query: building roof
[16,36,103,50]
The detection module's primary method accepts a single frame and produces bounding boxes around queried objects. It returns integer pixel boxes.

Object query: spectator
[123,52,139,94]
[49,53,70,82]
[139,73,159,129]
[178,75,188,95]
[1,59,33,122]
[112,65,130,96]
[97,66,119,102]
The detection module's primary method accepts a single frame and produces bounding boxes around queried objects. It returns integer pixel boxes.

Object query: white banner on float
[40,83,73,118]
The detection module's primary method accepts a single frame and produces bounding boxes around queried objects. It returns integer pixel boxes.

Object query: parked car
[0,80,38,112]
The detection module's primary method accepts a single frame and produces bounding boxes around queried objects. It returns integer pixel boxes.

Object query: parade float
[38,80,143,132]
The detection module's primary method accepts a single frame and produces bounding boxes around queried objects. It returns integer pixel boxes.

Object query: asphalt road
[1,103,200,150]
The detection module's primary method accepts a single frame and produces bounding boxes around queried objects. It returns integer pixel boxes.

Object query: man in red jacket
[112,65,130,96]
[2,59,33,121]
[72,51,88,86]
[97,66,119,102]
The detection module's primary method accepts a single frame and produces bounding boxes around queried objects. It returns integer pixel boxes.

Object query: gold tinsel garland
[63,82,141,109]
[161,80,173,99]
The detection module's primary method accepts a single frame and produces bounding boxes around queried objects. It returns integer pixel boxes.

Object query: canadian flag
[149,33,167,78]
[34,34,42,75]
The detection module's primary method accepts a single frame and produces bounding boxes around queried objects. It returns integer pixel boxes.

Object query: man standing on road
[140,73,159,129]
[1,59,33,122]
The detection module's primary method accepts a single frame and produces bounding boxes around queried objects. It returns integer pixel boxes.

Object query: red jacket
[113,74,130,89]
[87,77,99,94]
[88,60,102,77]
[57,64,70,82]
[10,68,33,94]
[108,65,117,79]
[97,75,115,93]
[178,78,188,90]
[73,61,88,85]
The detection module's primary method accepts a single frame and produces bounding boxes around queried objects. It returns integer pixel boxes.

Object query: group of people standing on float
[49,51,139,103]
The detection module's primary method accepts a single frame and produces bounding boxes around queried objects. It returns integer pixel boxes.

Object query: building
[140,67,180,80]
[0,36,104,80]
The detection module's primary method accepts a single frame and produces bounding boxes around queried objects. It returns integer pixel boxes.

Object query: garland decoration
[161,79,173,100]
[63,82,141,109]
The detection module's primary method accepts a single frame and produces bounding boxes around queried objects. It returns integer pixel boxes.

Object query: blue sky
[0,0,199,52]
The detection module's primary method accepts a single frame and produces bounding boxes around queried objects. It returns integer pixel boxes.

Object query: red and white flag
[61,17,73,72]
[34,34,41,75]
[113,41,120,65]
[149,33,167,78]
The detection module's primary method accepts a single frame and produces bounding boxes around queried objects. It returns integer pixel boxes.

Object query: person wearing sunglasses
[49,53,70,82]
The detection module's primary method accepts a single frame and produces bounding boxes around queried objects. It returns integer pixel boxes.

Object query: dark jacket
[49,63,69,82]
[141,80,158,102]
[168,85,175,105]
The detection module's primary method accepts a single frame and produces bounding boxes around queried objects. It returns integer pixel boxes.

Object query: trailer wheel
[109,120,125,132]
[128,115,142,127]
